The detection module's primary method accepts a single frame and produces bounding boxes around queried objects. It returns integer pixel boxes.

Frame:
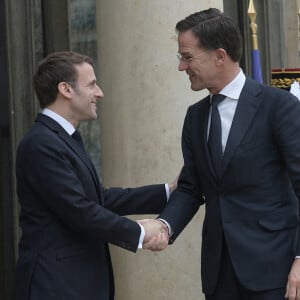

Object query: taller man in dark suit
[148,8,300,300]
[14,51,174,300]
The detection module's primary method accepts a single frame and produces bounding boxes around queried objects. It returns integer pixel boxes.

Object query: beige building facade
[1,0,300,299]
[97,1,221,299]
[97,1,300,298]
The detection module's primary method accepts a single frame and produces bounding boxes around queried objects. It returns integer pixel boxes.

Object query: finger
[143,235,165,251]
[287,286,296,300]
[143,234,161,249]
[159,222,168,233]
[137,218,152,225]
[143,236,158,250]
[146,233,168,251]
[153,233,167,250]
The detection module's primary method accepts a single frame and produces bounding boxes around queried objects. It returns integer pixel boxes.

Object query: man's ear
[58,82,73,99]
[215,48,226,65]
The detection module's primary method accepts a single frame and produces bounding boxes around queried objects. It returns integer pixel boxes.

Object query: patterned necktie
[208,94,226,178]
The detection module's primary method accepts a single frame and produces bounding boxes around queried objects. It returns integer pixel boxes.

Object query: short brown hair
[176,8,242,62]
[34,51,93,108]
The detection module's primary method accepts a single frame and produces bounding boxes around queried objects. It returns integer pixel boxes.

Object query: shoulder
[244,77,297,101]
[186,95,210,115]
[241,78,300,116]
[17,121,68,161]
[19,122,56,147]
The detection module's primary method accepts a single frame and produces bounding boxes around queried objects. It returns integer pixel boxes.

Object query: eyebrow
[179,51,192,56]
[87,79,97,86]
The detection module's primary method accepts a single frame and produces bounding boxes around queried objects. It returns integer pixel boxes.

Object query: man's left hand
[285,259,300,299]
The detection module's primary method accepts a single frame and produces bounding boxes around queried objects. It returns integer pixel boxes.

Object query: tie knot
[72,130,86,151]
[211,94,226,107]
[72,130,82,142]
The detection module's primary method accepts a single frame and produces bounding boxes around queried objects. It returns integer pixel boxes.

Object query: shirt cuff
[157,218,173,237]
[165,183,170,200]
[138,224,145,249]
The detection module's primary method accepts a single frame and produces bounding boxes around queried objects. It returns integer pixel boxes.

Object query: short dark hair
[176,8,242,62]
[34,51,93,108]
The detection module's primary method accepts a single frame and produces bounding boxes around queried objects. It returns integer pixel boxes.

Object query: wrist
[157,218,173,237]
[168,182,176,193]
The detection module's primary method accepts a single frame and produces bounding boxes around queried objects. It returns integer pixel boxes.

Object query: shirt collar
[216,69,246,100]
[42,108,76,135]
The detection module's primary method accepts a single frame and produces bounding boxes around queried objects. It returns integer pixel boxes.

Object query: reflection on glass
[269,0,300,92]
[69,0,102,178]
[33,0,43,63]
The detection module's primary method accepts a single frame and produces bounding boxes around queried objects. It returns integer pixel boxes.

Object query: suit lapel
[36,114,103,203]
[222,78,263,175]
[197,96,220,183]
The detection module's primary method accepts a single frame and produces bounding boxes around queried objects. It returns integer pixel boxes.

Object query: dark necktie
[72,130,94,169]
[208,94,226,178]
[72,130,103,200]
[72,130,85,151]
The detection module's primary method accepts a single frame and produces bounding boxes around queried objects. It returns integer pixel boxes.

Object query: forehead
[178,30,201,53]
[75,62,96,82]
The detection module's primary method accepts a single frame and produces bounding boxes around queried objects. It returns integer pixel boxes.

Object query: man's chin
[91,111,98,119]
[190,84,202,91]
[82,114,98,122]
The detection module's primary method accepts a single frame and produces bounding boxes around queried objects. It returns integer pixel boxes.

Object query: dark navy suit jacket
[14,114,167,300]
[159,78,300,294]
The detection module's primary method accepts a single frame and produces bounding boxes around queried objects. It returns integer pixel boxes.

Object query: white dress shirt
[209,70,246,152]
[42,108,76,135]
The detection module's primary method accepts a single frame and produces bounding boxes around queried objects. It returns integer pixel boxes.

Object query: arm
[143,108,203,246]
[269,91,300,298]
[103,184,167,216]
[159,108,204,243]
[16,134,141,252]
[102,171,178,215]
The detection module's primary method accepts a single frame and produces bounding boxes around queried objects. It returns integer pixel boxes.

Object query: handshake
[136,174,178,251]
[137,219,170,251]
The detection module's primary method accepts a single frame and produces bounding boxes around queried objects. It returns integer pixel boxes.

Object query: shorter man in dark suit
[143,8,300,300]
[14,51,175,300]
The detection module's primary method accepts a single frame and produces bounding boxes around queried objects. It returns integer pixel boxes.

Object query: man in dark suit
[14,51,174,300]
[148,8,300,300]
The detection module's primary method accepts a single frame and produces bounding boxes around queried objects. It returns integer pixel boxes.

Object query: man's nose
[178,61,188,71]
[95,85,104,98]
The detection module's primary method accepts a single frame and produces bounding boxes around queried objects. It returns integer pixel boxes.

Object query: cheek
[199,63,213,75]
[191,67,203,77]
[191,62,204,73]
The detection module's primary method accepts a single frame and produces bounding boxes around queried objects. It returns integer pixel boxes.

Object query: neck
[209,63,241,94]
[46,102,79,128]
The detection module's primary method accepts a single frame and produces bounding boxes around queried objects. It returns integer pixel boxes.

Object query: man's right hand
[137,219,169,251]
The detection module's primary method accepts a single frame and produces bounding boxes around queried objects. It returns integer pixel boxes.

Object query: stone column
[283,0,299,68]
[96,1,222,299]
[268,0,300,69]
